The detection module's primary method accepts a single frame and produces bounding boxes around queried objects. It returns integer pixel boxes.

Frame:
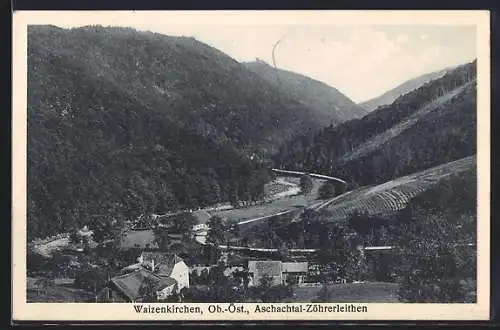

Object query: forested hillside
[359,67,450,111]
[27,25,330,239]
[273,60,476,188]
[245,60,368,125]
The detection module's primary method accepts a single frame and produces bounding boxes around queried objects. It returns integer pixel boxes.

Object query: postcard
[12,9,490,321]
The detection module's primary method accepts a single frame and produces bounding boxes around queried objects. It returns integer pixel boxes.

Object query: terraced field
[324,155,476,221]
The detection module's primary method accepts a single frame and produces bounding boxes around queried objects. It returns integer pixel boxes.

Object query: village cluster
[100,212,314,302]
[28,207,335,303]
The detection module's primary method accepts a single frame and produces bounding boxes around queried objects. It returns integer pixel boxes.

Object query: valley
[25,25,479,305]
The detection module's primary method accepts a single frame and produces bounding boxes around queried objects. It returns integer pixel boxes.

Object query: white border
[12,10,491,321]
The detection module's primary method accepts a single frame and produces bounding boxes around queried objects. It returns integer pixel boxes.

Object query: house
[248,261,283,287]
[192,223,209,234]
[281,262,308,284]
[98,253,189,302]
[247,260,309,287]
[98,268,178,302]
[138,252,190,291]
[77,226,94,241]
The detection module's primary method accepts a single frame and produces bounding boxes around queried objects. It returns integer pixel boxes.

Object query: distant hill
[359,68,452,111]
[274,60,477,187]
[245,60,368,125]
[27,25,328,239]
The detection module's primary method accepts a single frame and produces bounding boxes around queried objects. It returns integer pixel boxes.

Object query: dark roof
[191,210,212,224]
[141,252,184,277]
[110,269,177,301]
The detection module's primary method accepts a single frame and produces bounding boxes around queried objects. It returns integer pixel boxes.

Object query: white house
[138,252,190,291]
[100,252,190,302]
[192,223,209,233]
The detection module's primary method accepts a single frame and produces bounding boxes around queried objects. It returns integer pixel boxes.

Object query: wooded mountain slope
[274,60,477,188]
[27,25,332,239]
[245,60,368,125]
[359,67,451,111]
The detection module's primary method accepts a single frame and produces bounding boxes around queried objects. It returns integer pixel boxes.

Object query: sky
[56,23,477,103]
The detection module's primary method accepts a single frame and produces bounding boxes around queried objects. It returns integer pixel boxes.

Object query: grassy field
[209,176,326,224]
[289,282,400,303]
[323,156,476,221]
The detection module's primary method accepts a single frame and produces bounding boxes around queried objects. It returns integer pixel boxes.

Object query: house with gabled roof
[138,252,189,291]
[247,260,308,287]
[98,253,189,302]
[98,268,178,302]
[248,260,283,287]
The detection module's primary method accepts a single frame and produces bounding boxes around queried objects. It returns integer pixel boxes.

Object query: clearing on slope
[338,81,475,166]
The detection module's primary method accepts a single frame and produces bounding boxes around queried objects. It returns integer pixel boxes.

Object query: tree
[190,270,200,285]
[92,217,119,244]
[206,262,241,302]
[154,227,171,250]
[27,250,50,274]
[206,216,225,246]
[318,181,336,199]
[348,211,371,236]
[199,269,210,284]
[258,274,273,291]
[277,242,290,261]
[173,213,197,234]
[75,268,107,294]
[314,225,354,281]
[396,199,475,303]
[203,245,221,265]
[257,274,273,302]
[299,174,313,196]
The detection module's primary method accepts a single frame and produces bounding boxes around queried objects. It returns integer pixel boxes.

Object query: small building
[77,226,94,241]
[192,223,209,234]
[282,262,308,284]
[248,260,309,287]
[248,261,283,287]
[138,252,190,291]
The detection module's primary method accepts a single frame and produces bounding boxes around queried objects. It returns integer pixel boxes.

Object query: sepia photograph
[12,10,490,321]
